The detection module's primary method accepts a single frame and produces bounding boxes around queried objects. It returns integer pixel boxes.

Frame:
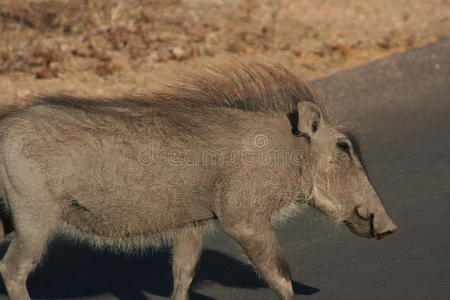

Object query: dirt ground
[0,0,449,107]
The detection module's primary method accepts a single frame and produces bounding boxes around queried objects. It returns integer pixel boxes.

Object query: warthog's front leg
[171,226,205,300]
[222,222,295,300]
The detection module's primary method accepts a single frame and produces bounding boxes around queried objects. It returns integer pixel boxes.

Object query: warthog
[0,61,397,300]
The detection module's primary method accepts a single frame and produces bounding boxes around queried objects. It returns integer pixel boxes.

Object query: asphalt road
[1,38,449,300]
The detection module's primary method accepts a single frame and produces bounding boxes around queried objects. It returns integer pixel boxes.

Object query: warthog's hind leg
[222,222,295,300]
[171,226,205,300]
[0,195,60,300]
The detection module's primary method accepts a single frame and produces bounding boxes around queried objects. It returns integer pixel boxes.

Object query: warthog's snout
[371,213,399,240]
[346,206,399,239]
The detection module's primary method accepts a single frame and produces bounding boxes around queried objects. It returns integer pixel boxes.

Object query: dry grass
[0,0,449,103]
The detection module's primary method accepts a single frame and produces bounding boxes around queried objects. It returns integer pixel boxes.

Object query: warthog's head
[296,101,398,239]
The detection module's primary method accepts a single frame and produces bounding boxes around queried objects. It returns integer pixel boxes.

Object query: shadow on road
[0,238,319,300]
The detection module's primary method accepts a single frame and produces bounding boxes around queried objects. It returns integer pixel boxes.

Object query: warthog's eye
[336,140,351,157]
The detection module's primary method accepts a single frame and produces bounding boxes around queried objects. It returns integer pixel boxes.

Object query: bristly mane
[152,60,316,113]
[7,60,315,116]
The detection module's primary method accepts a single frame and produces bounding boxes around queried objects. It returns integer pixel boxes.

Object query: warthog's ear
[297,101,322,137]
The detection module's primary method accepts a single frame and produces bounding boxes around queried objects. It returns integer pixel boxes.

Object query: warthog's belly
[61,195,215,239]
[54,147,218,239]
[58,170,216,239]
